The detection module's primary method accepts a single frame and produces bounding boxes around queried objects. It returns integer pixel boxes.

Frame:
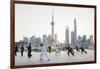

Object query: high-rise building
[77,35,82,47]
[43,35,48,47]
[29,36,41,49]
[29,35,35,49]
[71,31,75,45]
[15,37,28,48]
[78,36,81,41]
[35,37,41,49]
[47,35,52,46]
[89,35,94,49]
[55,34,58,45]
[65,26,69,45]
[90,35,94,43]
[81,35,88,48]
[23,37,28,43]
[74,18,77,42]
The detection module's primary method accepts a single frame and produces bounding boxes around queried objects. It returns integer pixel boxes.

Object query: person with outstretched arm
[67,44,74,56]
[40,43,50,61]
[80,47,87,54]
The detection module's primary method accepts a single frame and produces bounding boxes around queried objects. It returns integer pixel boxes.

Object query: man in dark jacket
[27,43,32,58]
[21,44,24,56]
[80,47,87,54]
[48,46,51,53]
[75,46,80,52]
[67,44,74,56]
[15,45,18,56]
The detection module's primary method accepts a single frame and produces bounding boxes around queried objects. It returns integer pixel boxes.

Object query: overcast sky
[15,4,94,43]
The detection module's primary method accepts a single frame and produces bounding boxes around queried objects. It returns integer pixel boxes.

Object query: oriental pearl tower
[51,9,55,47]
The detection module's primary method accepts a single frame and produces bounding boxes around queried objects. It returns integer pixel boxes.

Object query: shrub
[32,49,41,52]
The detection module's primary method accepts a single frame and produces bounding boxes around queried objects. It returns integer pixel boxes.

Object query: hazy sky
[15,4,94,43]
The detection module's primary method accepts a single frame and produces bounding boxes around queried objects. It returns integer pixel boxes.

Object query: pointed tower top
[51,8,54,25]
[52,8,54,22]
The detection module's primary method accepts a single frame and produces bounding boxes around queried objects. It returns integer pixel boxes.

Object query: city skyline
[15,4,94,42]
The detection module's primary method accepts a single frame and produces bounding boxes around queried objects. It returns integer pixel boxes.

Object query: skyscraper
[29,35,35,49]
[35,37,41,49]
[23,37,28,43]
[55,34,58,45]
[71,19,77,47]
[65,26,69,45]
[77,35,82,47]
[43,35,48,47]
[71,31,75,45]
[74,18,77,45]
[81,35,87,48]
[47,35,52,46]
[89,35,94,49]
[29,36,41,49]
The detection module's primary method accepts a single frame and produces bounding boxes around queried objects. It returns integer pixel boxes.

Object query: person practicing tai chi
[15,45,18,56]
[67,44,75,56]
[20,44,24,56]
[40,43,50,61]
[48,46,51,53]
[80,47,87,54]
[55,45,60,56]
[75,46,80,52]
[27,43,32,58]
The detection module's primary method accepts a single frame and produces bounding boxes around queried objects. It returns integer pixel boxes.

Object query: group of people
[15,43,32,58]
[65,44,87,56]
[15,43,87,61]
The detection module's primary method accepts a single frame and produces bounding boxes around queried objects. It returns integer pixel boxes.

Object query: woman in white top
[55,45,60,56]
[40,43,50,61]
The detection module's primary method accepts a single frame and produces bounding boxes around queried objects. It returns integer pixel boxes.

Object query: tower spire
[52,8,54,22]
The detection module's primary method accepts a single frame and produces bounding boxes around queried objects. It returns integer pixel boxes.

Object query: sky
[15,4,94,43]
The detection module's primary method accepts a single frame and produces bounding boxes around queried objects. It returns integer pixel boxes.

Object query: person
[20,44,24,56]
[55,45,60,56]
[75,46,80,52]
[80,47,87,54]
[67,44,74,56]
[48,46,51,53]
[65,46,68,51]
[15,45,18,56]
[27,43,32,58]
[40,43,50,61]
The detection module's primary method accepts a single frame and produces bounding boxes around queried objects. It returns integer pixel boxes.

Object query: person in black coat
[67,44,74,56]
[80,47,87,54]
[75,46,80,52]
[27,43,32,58]
[15,45,18,56]
[48,46,51,53]
[20,44,24,56]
